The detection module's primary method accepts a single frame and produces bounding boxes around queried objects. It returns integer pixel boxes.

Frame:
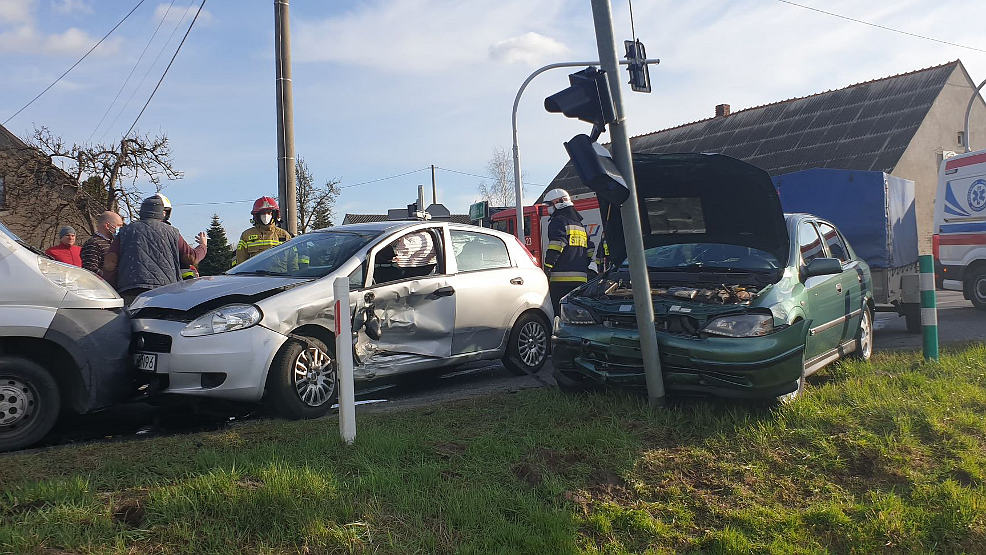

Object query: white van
[934,149,986,309]
[0,220,132,451]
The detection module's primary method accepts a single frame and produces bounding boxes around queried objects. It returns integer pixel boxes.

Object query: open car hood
[128,274,308,312]
[599,153,788,264]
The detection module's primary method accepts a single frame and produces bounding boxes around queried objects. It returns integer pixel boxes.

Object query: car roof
[308,221,419,234]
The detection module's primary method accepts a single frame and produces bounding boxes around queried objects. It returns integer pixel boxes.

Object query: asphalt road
[873,290,984,350]
[12,292,983,453]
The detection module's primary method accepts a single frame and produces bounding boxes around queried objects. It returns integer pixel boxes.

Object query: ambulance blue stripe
[940,222,986,234]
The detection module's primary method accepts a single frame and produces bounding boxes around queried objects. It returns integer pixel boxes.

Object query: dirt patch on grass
[512,461,543,487]
[587,469,633,501]
[432,441,467,459]
[112,497,145,528]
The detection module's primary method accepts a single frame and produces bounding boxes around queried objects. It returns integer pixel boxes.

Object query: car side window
[371,229,441,285]
[348,264,364,290]
[450,230,511,272]
[817,222,849,263]
[798,221,824,265]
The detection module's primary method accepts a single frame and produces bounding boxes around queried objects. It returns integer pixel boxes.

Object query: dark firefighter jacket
[543,207,591,283]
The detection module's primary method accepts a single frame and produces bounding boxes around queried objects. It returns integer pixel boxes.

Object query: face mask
[547,204,556,215]
[259,213,273,225]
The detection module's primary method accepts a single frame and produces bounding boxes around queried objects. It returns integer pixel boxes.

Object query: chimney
[715,103,730,117]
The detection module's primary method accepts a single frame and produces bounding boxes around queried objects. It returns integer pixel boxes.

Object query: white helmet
[155,192,173,221]
[543,188,573,213]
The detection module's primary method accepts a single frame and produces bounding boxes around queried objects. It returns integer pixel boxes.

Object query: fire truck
[490,193,605,265]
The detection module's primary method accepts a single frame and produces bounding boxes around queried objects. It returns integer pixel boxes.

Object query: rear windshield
[228,231,377,279]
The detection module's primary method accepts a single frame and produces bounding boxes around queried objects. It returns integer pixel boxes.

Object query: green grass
[2,345,986,553]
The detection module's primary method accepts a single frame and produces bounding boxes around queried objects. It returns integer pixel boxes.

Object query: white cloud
[154,3,212,27]
[489,32,568,65]
[294,0,568,72]
[0,23,117,55]
[51,0,92,15]
[0,0,33,24]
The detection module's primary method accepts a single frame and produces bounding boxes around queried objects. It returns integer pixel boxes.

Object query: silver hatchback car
[129,220,552,418]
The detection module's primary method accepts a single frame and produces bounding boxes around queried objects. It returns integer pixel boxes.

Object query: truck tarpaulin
[773,169,919,269]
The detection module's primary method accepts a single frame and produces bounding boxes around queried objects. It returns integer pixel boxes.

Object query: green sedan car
[552,153,873,400]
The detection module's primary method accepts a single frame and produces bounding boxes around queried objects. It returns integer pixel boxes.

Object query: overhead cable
[3,0,147,125]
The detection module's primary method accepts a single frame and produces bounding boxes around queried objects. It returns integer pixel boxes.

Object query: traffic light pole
[589,0,665,405]
[511,58,658,243]
[274,0,298,236]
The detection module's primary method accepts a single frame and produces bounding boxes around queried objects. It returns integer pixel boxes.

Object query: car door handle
[429,286,455,298]
[510,277,524,285]
[836,283,843,293]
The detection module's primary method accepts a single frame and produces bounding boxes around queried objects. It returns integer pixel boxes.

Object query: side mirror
[803,257,842,279]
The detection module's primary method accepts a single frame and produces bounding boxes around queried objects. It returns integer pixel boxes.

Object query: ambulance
[934,148,986,309]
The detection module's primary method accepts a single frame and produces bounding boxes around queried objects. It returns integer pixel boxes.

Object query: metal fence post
[918,255,939,360]
[333,277,356,443]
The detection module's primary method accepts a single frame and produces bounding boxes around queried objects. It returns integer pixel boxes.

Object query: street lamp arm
[964,77,986,153]
[510,58,659,242]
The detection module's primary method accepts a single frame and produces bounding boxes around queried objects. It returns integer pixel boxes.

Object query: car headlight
[559,301,599,325]
[704,313,774,337]
[181,304,262,337]
[38,258,119,300]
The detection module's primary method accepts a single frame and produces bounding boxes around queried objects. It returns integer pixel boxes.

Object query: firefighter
[542,188,591,315]
[236,196,293,264]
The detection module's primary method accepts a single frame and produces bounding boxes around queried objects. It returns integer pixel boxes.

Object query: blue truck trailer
[773,168,922,333]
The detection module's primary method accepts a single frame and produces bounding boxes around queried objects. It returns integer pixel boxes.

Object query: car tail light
[932,234,940,261]
[514,236,540,267]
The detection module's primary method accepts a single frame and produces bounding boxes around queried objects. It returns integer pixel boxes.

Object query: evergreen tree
[198,214,235,275]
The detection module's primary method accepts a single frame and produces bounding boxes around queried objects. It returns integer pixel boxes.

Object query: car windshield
[228,230,377,279]
[639,242,780,272]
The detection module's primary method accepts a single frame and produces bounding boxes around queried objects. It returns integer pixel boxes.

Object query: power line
[3,0,147,126]
[122,0,207,139]
[339,167,430,189]
[433,165,544,187]
[776,0,986,54]
[89,0,176,143]
[101,2,194,143]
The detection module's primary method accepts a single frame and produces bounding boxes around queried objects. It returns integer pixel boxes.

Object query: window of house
[798,221,824,265]
[450,230,511,272]
[817,222,849,263]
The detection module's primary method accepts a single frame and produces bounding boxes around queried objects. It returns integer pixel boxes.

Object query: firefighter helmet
[155,192,172,221]
[543,188,574,211]
[251,196,280,224]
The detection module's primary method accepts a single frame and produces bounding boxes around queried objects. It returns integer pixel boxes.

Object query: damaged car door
[353,226,455,364]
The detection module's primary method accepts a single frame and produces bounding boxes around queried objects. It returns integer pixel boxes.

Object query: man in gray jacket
[103,196,207,304]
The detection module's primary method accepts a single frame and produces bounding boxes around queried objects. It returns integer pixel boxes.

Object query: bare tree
[477,147,516,207]
[31,126,181,225]
[295,155,341,233]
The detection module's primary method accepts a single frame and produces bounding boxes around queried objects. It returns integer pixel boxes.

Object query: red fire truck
[489,193,604,265]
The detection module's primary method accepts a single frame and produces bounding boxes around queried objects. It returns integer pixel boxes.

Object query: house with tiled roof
[542,60,986,251]
[0,124,90,248]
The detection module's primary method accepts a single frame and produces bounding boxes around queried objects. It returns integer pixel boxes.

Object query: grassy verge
[3,345,986,553]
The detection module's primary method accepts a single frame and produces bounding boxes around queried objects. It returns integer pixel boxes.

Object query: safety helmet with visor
[154,192,173,221]
[252,196,280,226]
[542,188,573,215]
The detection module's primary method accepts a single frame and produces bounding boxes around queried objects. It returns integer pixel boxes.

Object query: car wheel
[902,303,921,334]
[0,357,61,452]
[967,269,986,311]
[853,307,874,361]
[775,350,806,404]
[265,337,337,420]
[503,312,550,376]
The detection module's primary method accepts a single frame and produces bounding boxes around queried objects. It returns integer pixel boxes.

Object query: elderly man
[81,211,123,276]
[45,226,82,266]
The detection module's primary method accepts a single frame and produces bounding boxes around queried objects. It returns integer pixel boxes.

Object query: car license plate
[135,353,157,372]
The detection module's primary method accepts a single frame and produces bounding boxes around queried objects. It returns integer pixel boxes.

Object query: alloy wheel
[517,320,548,367]
[976,277,986,304]
[292,346,336,407]
[0,377,36,429]
[859,309,873,359]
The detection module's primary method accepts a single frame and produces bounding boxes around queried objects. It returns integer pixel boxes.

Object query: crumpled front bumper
[552,320,807,399]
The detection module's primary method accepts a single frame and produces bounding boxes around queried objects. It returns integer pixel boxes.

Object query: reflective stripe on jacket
[542,208,589,283]
[236,224,293,264]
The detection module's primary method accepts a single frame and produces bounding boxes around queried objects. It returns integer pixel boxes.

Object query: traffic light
[563,134,629,205]
[624,39,651,93]
[544,67,616,126]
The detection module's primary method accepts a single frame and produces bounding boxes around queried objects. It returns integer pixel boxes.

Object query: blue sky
[2,0,986,244]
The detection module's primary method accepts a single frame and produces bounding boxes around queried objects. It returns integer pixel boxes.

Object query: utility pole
[431,164,437,204]
[274,0,298,235]
[589,0,665,405]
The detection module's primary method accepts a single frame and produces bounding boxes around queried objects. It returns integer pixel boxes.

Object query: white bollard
[333,277,356,444]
